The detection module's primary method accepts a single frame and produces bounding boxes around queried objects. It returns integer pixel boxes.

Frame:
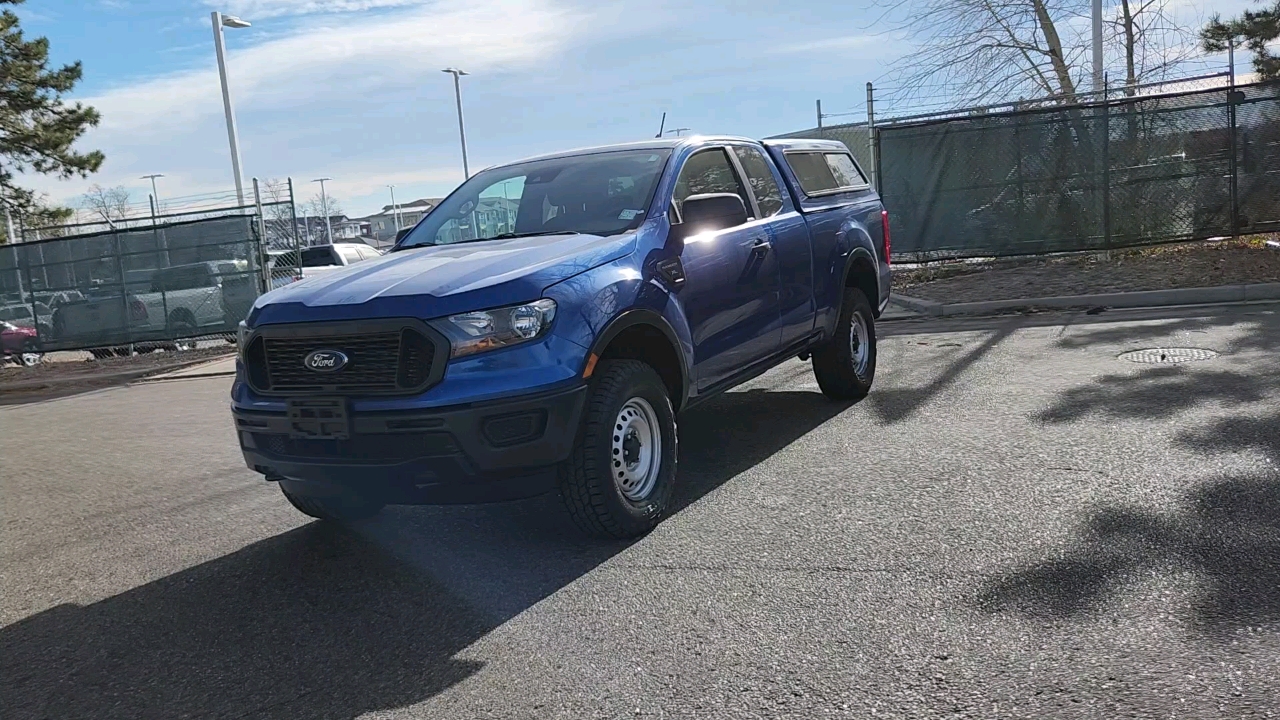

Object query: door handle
[750,238,771,256]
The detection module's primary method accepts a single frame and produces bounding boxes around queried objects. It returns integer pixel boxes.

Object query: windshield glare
[398,148,672,248]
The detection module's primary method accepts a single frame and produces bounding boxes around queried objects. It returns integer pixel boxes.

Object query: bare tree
[874,0,1196,111]
[80,183,131,228]
[304,192,342,220]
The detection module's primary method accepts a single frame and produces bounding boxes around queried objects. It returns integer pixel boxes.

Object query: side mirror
[675,193,749,237]
[395,227,412,242]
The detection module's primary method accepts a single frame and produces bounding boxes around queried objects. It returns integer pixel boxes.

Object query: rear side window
[785,151,869,196]
[731,146,784,218]
[301,247,337,268]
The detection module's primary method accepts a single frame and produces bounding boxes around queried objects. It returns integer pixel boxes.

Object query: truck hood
[251,232,636,323]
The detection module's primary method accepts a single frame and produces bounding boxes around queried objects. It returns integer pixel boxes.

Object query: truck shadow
[0,387,850,719]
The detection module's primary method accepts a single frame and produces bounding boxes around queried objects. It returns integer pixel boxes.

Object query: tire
[558,359,679,540]
[812,286,877,401]
[280,486,384,522]
[19,342,42,367]
[168,315,198,351]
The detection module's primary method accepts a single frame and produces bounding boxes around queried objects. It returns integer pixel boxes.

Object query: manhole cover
[1118,347,1219,364]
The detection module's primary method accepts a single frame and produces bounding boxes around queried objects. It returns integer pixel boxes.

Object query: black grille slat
[244,324,442,394]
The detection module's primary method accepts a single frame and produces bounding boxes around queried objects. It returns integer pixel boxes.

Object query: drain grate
[1118,347,1219,364]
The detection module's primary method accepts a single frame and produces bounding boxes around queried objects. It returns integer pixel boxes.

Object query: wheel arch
[587,309,690,412]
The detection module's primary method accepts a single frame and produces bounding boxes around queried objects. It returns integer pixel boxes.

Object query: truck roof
[484,135,763,170]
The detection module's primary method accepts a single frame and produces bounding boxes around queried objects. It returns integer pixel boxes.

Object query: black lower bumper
[233,383,588,504]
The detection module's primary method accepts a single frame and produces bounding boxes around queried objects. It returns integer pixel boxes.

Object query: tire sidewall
[586,364,678,531]
[847,289,876,386]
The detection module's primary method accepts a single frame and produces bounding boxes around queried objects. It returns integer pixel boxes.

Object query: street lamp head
[221,15,251,28]
[311,177,332,183]
[442,67,469,77]
[141,174,164,179]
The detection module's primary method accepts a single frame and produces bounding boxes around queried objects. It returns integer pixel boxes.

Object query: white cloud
[29,0,602,211]
[206,0,429,20]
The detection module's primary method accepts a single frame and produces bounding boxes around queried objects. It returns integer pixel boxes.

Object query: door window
[731,146,785,217]
[673,148,752,221]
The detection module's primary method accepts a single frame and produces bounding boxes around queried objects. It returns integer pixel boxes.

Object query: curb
[0,352,234,394]
[889,282,1280,317]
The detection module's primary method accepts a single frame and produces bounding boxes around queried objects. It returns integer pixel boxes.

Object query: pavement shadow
[980,308,1280,630]
[0,387,851,719]
[976,471,1280,630]
[869,321,1020,424]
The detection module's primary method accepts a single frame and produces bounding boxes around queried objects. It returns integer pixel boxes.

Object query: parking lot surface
[3,302,1278,719]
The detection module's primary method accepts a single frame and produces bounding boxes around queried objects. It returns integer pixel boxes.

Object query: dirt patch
[893,238,1280,304]
[0,347,234,405]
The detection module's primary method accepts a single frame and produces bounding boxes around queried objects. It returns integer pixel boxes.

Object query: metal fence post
[1102,76,1112,257]
[252,178,269,294]
[288,177,302,283]
[866,82,877,190]
[1228,41,1240,238]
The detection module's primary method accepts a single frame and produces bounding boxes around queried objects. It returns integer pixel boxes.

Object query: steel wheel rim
[20,352,41,367]
[611,396,662,502]
[850,312,870,377]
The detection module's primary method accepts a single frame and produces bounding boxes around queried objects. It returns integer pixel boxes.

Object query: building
[359,198,442,246]
[294,215,375,246]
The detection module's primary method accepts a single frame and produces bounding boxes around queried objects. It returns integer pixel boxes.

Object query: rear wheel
[558,359,678,540]
[812,287,877,401]
[280,486,384,522]
[19,341,42,367]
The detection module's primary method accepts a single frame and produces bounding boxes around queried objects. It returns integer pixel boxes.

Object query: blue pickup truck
[232,136,890,538]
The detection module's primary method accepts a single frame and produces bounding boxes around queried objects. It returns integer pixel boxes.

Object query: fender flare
[839,245,881,303]
[587,308,691,409]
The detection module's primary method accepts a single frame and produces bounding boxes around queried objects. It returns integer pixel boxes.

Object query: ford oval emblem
[303,349,348,373]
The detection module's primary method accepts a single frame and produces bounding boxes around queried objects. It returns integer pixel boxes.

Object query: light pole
[211,11,251,205]
[442,68,470,179]
[387,184,400,233]
[312,177,333,244]
[1091,0,1103,96]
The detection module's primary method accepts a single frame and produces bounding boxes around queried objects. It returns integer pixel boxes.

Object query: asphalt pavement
[3,301,1278,719]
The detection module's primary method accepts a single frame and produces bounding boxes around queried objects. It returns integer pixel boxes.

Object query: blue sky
[19,0,1248,218]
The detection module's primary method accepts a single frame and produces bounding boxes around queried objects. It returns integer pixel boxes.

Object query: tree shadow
[1036,365,1271,424]
[0,387,853,719]
[977,472,1280,631]
[980,305,1280,632]
[868,321,1021,424]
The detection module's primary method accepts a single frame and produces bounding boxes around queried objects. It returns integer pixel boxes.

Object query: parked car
[52,261,249,350]
[1,320,42,366]
[268,242,383,290]
[232,136,890,538]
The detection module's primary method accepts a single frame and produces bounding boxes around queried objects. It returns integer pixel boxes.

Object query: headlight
[236,320,249,357]
[433,299,556,358]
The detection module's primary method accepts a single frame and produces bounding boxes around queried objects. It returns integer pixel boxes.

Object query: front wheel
[19,343,42,367]
[812,287,877,401]
[280,486,384,522]
[559,359,678,540]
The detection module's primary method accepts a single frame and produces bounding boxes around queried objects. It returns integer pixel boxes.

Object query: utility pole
[387,184,401,233]
[312,177,333,244]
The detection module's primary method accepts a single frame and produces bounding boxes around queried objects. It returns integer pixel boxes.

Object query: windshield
[397,148,671,249]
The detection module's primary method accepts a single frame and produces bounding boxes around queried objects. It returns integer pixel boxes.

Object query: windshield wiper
[487,231,581,241]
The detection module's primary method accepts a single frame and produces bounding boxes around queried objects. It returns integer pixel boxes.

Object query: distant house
[294,215,375,246]
[359,198,442,246]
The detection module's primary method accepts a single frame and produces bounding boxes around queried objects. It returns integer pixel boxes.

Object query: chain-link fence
[0,179,300,358]
[873,79,1280,260]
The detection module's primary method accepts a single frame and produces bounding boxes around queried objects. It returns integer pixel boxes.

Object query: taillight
[129,298,148,321]
[880,209,891,265]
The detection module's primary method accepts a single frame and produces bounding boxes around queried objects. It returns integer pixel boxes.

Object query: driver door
[673,147,783,391]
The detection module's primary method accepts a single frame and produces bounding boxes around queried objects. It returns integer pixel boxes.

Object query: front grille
[254,431,459,461]
[243,320,446,395]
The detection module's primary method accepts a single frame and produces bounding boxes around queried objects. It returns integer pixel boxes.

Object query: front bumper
[233,382,587,504]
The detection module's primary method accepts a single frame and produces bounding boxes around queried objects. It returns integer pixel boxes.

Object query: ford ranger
[232,136,891,539]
